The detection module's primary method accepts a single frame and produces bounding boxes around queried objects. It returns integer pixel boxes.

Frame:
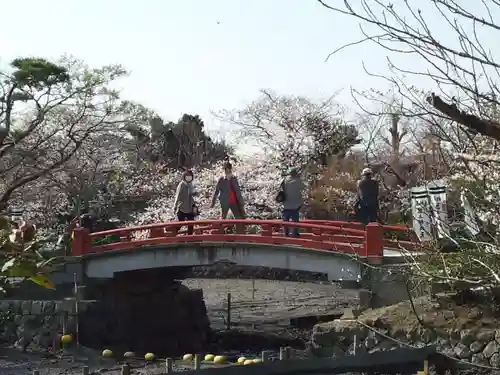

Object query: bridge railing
[71,219,417,261]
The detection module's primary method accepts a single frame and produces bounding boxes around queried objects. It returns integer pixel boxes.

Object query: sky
[1,0,496,148]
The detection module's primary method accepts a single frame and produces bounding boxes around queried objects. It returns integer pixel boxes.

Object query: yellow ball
[252,359,263,364]
[237,356,247,364]
[204,354,215,361]
[243,359,254,365]
[60,334,72,344]
[213,355,225,364]
[144,353,155,361]
[182,353,193,361]
[123,351,135,358]
[102,349,113,358]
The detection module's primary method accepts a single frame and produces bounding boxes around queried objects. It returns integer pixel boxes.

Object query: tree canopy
[216,89,361,170]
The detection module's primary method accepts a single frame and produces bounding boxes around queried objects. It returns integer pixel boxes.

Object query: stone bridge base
[341,263,426,311]
[80,269,211,355]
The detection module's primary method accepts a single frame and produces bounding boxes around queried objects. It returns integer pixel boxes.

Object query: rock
[21,300,32,315]
[422,312,447,327]
[372,317,388,330]
[476,329,495,343]
[453,343,471,359]
[30,301,42,315]
[347,341,365,356]
[490,353,500,367]
[467,309,482,320]
[10,302,20,314]
[470,340,485,354]
[449,329,460,346]
[340,308,358,320]
[3,322,17,341]
[14,337,29,352]
[495,329,500,343]
[477,330,495,342]
[443,310,455,319]
[33,332,53,347]
[471,353,488,365]
[421,329,436,343]
[391,327,406,340]
[440,346,456,358]
[378,339,396,351]
[405,329,419,342]
[364,336,378,350]
[480,317,496,326]
[42,301,55,314]
[14,314,23,325]
[460,330,475,346]
[330,346,345,359]
[0,301,10,312]
[351,327,368,341]
[312,330,339,347]
[483,340,499,358]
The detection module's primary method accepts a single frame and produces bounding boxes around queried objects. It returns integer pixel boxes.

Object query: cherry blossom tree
[317,0,500,307]
[132,155,285,225]
[215,89,360,170]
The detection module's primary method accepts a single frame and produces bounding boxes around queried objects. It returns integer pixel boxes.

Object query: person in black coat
[355,168,379,225]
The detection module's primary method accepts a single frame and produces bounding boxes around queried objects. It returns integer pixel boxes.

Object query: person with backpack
[277,167,305,237]
[210,162,246,232]
[173,170,199,235]
[355,167,379,225]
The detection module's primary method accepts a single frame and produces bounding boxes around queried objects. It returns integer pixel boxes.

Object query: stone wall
[0,278,212,357]
[0,299,94,351]
[310,318,500,367]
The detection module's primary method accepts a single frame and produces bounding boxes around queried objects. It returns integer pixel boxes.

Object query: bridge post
[72,228,90,256]
[364,223,383,264]
[261,224,272,237]
[357,223,386,310]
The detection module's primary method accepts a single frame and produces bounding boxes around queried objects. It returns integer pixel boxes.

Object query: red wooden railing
[71,220,417,261]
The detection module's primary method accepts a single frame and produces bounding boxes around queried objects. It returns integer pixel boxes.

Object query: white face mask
[184,176,193,183]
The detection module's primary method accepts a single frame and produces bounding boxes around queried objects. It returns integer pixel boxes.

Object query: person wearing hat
[278,167,305,237]
[355,167,379,225]
[173,169,198,235]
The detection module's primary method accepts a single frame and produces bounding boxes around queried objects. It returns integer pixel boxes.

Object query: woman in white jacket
[172,170,197,234]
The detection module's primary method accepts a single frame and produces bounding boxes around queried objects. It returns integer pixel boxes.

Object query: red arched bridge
[71,219,418,281]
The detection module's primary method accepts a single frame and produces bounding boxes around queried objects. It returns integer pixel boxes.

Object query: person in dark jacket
[280,167,305,237]
[210,162,246,233]
[173,170,197,235]
[210,162,245,219]
[355,167,379,225]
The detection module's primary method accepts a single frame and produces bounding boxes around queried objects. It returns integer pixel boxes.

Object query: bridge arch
[71,219,416,281]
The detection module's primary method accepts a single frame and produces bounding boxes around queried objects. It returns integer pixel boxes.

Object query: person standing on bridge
[210,162,246,232]
[355,167,379,225]
[173,170,197,235]
[279,167,305,237]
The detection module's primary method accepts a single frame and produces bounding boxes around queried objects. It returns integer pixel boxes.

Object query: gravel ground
[181,278,358,329]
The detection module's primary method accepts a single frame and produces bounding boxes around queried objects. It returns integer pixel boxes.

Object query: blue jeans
[282,209,300,237]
